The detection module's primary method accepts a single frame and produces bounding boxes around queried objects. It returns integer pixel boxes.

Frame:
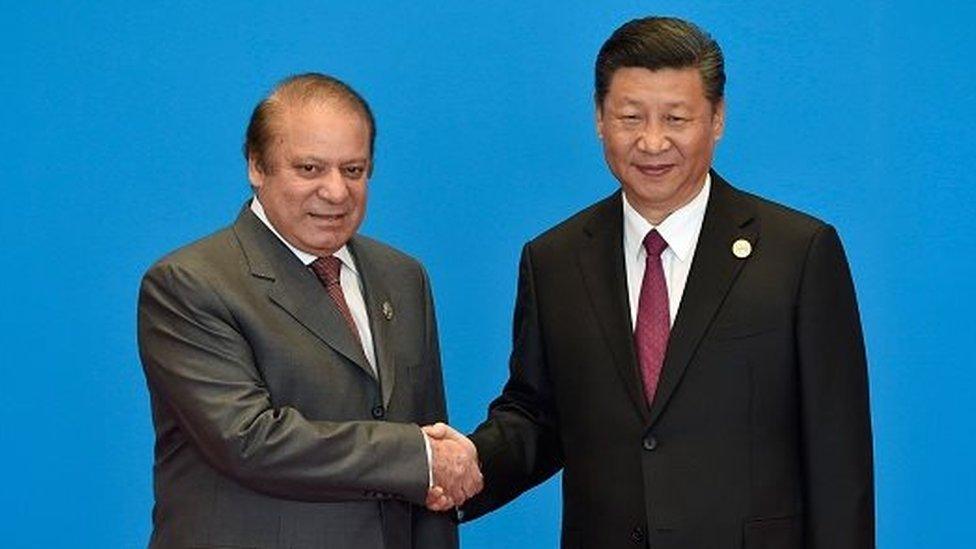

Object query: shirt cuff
[421,429,434,488]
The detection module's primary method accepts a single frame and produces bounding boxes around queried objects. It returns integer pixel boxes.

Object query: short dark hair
[595,16,725,107]
[243,73,376,173]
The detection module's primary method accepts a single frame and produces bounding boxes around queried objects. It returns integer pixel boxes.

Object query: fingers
[443,446,468,503]
[461,463,484,499]
[428,436,485,508]
[423,424,484,511]
[425,485,454,512]
[424,424,480,468]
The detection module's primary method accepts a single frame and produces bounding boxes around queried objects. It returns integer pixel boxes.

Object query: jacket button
[371,405,385,419]
[631,526,645,544]
[642,434,657,451]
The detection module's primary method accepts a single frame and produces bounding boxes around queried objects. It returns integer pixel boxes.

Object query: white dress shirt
[250,198,377,371]
[250,198,434,486]
[623,173,711,328]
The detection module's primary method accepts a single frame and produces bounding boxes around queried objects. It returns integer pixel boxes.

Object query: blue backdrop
[3,2,974,547]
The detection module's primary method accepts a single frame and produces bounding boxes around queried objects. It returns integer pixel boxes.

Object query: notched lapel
[233,209,376,380]
[266,278,376,380]
[647,174,759,426]
[577,192,652,423]
[350,238,396,408]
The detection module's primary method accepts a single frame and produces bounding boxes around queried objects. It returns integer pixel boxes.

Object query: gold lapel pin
[382,301,394,321]
[732,238,752,259]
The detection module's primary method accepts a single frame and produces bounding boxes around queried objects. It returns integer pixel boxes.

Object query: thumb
[422,422,448,439]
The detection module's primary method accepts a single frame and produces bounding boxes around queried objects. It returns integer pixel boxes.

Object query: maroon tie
[634,230,670,405]
[310,256,362,346]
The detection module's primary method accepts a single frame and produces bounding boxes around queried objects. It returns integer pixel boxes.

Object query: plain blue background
[2,2,974,547]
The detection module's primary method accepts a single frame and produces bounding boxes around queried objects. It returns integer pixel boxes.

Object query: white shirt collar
[249,197,358,272]
[623,172,711,263]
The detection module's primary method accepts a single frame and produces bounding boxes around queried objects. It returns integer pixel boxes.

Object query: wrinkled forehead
[262,99,370,158]
[274,96,368,132]
[601,66,717,110]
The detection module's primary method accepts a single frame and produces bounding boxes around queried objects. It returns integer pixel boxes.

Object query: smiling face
[248,100,371,256]
[597,66,724,224]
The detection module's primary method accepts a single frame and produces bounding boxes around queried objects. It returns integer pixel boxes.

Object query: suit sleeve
[137,261,430,505]
[418,264,449,427]
[462,244,564,521]
[795,225,875,548]
[412,265,460,547]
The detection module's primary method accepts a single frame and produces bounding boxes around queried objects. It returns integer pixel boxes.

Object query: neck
[626,173,708,226]
[639,207,671,226]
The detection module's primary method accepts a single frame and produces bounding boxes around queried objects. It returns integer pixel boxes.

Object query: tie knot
[643,229,668,257]
[310,256,343,287]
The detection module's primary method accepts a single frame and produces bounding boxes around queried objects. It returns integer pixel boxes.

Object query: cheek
[288,184,321,209]
[682,129,714,154]
[350,183,368,208]
[604,137,631,162]
[278,196,305,219]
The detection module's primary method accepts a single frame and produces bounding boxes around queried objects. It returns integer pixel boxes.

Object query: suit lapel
[647,173,759,426]
[233,208,375,380]
[577,192,652,423]
[349,237,397,408]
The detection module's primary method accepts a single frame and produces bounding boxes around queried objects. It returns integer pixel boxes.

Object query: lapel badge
[382,301,394,321]
[732,238,752,259]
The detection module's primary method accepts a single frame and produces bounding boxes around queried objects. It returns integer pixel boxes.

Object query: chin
[315,235,352,252]
[629,184,679,202]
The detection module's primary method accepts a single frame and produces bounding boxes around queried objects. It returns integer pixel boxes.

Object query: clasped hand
[423,422,483,512]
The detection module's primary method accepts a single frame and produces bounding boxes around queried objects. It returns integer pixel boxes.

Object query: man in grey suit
[138,73,480,549]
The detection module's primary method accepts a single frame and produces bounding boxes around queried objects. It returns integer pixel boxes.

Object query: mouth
[308,212,347,224]
[634,163,676,177]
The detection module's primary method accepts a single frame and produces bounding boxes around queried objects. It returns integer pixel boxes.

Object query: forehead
[277,100,368,134]
[604,67,708,107]
[272,101,370,154]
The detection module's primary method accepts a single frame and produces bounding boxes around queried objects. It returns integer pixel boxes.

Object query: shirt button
[371,405,385,419]
[642,434,658,451]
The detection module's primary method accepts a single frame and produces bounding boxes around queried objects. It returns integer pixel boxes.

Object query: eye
[616,113,643,128]
[295,162,322,176]
[342,165,367,179]
[665,114,688,124]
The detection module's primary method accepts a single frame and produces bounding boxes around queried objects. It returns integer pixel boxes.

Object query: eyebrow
[613,97,691,109]
[290,155,328,164]
[616,97,643,107]
[289,155,368,165]
[339,158,369,165]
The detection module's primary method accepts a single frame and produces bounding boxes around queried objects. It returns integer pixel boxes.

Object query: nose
[315,168,350,203]
[637,122,672,154]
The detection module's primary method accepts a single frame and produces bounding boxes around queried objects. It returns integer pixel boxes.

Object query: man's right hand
[423,423,482,512]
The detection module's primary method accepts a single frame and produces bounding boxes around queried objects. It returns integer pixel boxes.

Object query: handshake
[423,423,483,512]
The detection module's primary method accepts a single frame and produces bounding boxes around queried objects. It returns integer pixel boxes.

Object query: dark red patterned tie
[634,230,670,405]
[310,256,362,346]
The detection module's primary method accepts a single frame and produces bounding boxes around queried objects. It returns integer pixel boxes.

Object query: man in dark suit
[138,73,479,549]
[432,16,874,548]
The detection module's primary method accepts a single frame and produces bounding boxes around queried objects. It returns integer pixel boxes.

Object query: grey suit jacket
[138,206,457,549]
